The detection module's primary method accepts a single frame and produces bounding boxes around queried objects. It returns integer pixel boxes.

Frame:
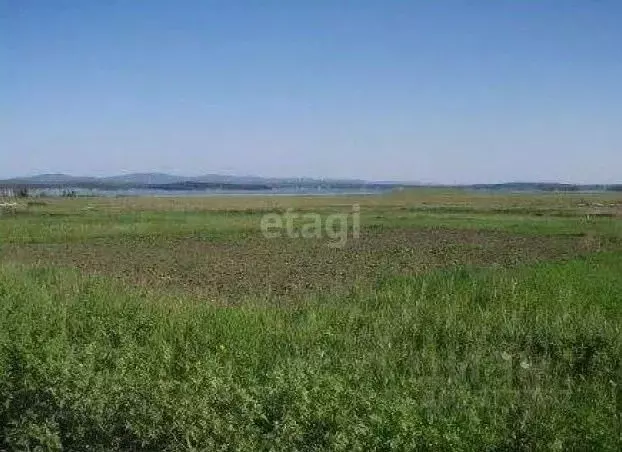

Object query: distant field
[1,191,621,450]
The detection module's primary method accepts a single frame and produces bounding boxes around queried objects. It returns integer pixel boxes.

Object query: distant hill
[0,173,619,193]
[0,173,374,188]
[2,174,99,184]
[101,173,188,185]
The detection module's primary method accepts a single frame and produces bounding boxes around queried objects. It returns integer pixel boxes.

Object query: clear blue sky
[2,0,621,183]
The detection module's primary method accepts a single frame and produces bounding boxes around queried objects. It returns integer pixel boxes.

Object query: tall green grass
[1,253,620,450]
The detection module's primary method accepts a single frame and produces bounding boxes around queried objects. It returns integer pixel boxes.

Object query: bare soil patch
[1,228,602,300]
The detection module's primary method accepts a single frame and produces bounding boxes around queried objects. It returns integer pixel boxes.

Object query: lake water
[31,187,393,197]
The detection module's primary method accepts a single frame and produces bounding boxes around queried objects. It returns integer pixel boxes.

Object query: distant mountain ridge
[6,174,100,184]
[1,173,371,186]
[101,173,188,185]
[1,173,620,192]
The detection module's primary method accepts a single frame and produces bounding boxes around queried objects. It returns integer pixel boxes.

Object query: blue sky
[2,0,621,183]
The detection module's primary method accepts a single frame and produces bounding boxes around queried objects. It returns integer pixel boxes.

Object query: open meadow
[1,190,621,450]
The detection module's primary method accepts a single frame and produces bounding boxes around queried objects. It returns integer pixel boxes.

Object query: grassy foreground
[0,192,621,450]
[1,256,621,450]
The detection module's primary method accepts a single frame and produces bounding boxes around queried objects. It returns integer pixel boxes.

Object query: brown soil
[1,227,602,300]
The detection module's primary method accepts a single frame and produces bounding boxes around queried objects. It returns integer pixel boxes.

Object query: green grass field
[1,191,621,450]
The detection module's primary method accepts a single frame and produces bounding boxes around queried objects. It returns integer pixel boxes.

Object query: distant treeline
[0,181,394,191]
[145,181,402,191]
[466,183,622,192]
[0,181,621,194]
